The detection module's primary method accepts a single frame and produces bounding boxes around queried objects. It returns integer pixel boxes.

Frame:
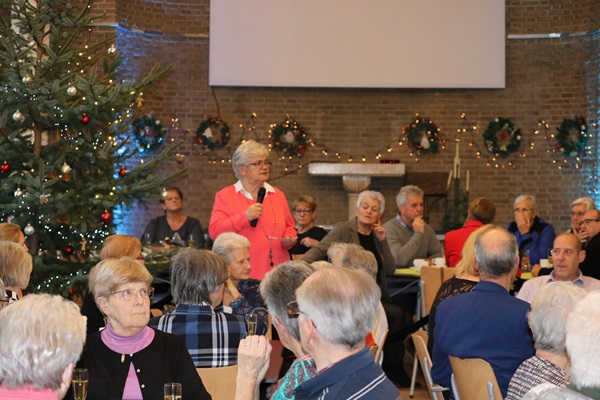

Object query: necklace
[107,331,141,363]
[252,197,277,267]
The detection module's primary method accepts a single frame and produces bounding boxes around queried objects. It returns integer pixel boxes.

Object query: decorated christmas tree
[0,0,181,297]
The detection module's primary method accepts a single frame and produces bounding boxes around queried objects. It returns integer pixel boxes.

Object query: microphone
[250,187,266,227]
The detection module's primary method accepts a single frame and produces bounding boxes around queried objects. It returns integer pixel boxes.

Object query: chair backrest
[371,302,389,365]
[421,266,456,315]
[196,365,238,400]
[448,356,502,400]
[412,329,449,400]
[374,329,388,365]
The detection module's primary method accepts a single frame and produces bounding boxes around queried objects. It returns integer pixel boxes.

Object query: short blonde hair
[454,224,495,276]
[0,241,32,289]
[88,258,152,302]
[99,235,142,260]
[0,223,24,243]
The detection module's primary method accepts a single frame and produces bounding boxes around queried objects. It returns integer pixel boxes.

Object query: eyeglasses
[582,219,600,226]
[110,287,154,301]
[571,211,586,217]
[513,208,534,214]
[294,209,314,214]
[246,160,273,168]
[550,248,575,256]
[287,300,300,318]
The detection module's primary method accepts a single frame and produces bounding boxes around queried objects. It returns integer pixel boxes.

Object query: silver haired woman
[75,258,210,400]
[212,232,269,335]
[208,140,297,280]
[0,294,86,399]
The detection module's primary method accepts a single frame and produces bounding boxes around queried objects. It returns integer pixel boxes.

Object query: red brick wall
[93,0,599,237]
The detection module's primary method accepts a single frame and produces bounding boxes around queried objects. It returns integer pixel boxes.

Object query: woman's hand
[236,336,272,400]
[300,237,319,248]
[246,203,263,222]
[372,218,387,242]
[280,236,297,249]
[224,278,240,303]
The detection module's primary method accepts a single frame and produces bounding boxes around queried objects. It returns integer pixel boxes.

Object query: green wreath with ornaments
[403,116,441,155]
[132,115,166,153]
[196,117,230,151]
[269,116,309,158]
[555,116,587,157]
[483,117,522,157]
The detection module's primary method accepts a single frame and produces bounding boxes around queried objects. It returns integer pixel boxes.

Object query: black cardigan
[74,329,211,400]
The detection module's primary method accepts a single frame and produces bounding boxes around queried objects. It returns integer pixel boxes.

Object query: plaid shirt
[149,304,246,367]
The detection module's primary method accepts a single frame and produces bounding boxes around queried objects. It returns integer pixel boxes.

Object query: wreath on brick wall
[555,116,587,157]
[269,116,308,158]
[483,117,521,157]
[132,115,166,153]
[403,116,441,155]
[196,117,230,151]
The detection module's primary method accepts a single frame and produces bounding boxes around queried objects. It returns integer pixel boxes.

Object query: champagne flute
[164,383,182,400]
[246,313,258,336]
[72,368,88,400]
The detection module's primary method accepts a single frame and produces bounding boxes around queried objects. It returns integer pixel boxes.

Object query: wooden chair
[149,308,162,317]
[371,303,389,364]
[292,254,304,261]
[411,330,450,400]
[420,266,456,316]
[196,364,238,400]
[448,356,502,400]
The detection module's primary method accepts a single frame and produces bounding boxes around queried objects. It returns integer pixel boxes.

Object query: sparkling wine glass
[72,368,88,400]
[246,313,258,336]
[164,383,182,400]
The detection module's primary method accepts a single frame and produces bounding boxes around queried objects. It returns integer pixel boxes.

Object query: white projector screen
[209,0,505,89]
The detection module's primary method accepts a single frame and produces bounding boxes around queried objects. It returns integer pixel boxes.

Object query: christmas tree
[0,0,182,297]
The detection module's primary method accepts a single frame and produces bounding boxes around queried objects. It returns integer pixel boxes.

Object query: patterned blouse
[273,355,317,400]
[506,355,569,400]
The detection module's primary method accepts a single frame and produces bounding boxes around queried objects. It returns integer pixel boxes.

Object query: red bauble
[0,162,10,174]
[63,245,75,255]
[101,211,112,223]
[81,115,90,125]
[118,166,127,177]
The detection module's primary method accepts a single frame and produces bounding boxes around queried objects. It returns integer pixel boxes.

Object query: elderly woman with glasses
[259,261,316,400]
[75,258,210,400]
[288,195,328,257]
[209,140,297,279]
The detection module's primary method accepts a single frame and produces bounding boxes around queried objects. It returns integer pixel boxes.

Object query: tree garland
[555,116,587,157]
[269,116,309,158]
[195,117,230,151]
[403,116,441,155]
[132,115,166,153]
[483,117,522,157]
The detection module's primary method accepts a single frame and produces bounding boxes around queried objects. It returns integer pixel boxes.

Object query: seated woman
[149,249,247,367]
[259,261,316,400]
[506,282,586,400]
[76,258,210,400]
[80,234,146,334]
[288,195,328,257]
[0,241,32,302]
[142,186,205,249]
[212,232,269,335]
[427,224,493,355]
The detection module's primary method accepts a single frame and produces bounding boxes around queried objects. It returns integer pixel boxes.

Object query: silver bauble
[61,162,72,174]
[12,110,24,122]
[24,223,34,236]
[14,187,23,198]
[67,86,78,96]
[22,75,32,84]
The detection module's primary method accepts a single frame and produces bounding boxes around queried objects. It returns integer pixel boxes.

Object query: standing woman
[76,258,210,400]
[209,140,297,279]
[142,187,205,249]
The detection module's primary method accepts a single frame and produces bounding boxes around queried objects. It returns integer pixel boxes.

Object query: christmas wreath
[403,116,441,155]
[132,115,166,153]
[555,116,587,157]
[483,117,522,157]
[196,117,230,151]
[269,116,309,158]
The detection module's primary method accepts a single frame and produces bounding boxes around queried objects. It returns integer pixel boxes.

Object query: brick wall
[93,0,599,238]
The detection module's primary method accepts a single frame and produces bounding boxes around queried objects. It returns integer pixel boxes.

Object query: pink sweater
[0,386,58,400]
[209,184,296,279]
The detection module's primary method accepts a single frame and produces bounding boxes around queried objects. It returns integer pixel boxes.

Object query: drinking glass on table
[164,383,182,400]
[246,313,258,336]
[521,249,531,272]
[547,248,554,268]
[72,368,88,400]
